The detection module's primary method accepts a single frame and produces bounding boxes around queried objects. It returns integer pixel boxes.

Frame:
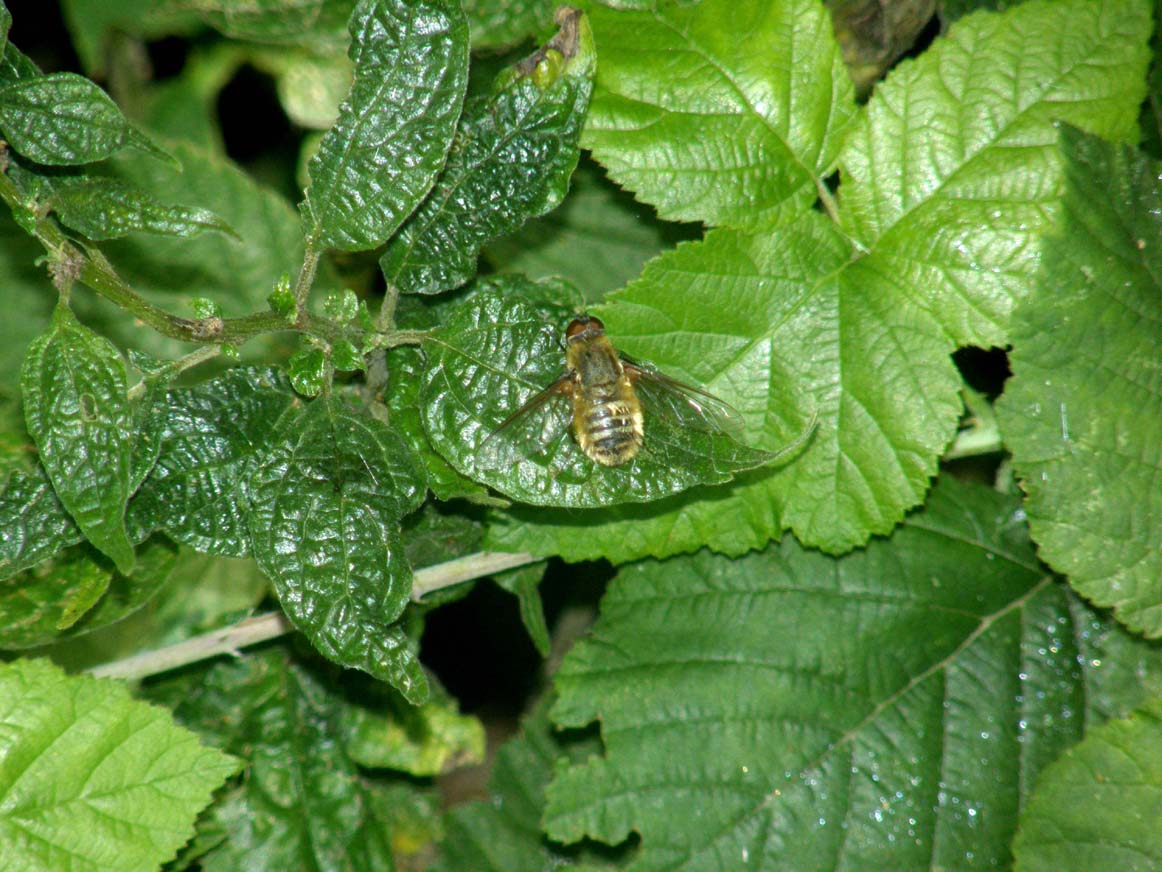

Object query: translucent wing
[624,360,745,436]
[477,374,574,470]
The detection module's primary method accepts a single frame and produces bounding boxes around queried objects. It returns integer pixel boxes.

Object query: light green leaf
[345,681,485,775]
[287,346,327,397]
[0,215,54,393]
[483,159,700,303]
[0,72,171,166]
[380,7,594,295]
[0,658,240,872]
[248,396,429,702]
[462,0,555,50]
[492,561,550,658]
[583,0,856,232]
[544,477,1099,869]
[152,647,401,872]
[300,0,469,251]
[837,0,1151,346]
[1013,698,1162,872]
[0,467,83,581]
[421,285,786,508]
[21,306,136,574]
[997,127,1162,637]
[190,0,354,48]
[59,0,201,76]
[130,367,298,557]
[49,177,238,241]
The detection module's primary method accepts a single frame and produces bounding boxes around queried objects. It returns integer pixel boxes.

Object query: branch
[88,550,539,682]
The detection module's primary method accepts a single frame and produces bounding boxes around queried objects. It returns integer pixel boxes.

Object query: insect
[480,315,744,468]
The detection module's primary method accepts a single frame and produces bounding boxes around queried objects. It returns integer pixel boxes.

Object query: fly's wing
[624,360,745,436]
[477,374,574,470]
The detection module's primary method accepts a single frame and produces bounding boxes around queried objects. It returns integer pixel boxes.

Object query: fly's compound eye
[565,316,605,342]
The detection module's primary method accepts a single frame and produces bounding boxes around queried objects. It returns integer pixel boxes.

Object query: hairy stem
[88,551,539,682]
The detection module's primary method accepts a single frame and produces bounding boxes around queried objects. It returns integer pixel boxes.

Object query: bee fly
[480,315,744,468]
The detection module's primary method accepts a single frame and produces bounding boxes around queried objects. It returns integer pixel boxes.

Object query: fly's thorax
[572,373,644,467]
[566,334,623,389]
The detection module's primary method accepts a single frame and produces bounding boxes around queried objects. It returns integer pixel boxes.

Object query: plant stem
[293,245,320,310]
[126,345,221,400]
[376,282,400,332]
[87,550,539,682]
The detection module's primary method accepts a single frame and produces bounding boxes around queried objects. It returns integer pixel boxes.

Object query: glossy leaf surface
[300,0,469,251]
[248,396,428,702]
[997,128,1162,636]
[50,178,237,241]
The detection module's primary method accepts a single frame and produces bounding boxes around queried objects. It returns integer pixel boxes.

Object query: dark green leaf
[131,367,298,557]
[0,537,177,650]
[1013,698,1162,872]
[0,72,171,166]
[191,0,354,49]
[380,8,594,295]
[462,0,554,50]
[401,504,483,569]
[0,39,38,85]
[248,396,429,702]
[287,346,327,397]
[151,648,400,872]
[50,177,238,241]
[59,0,202,76]
[22,305,136,573]
[0,659,240,872]
[0,4,10,58]
[0,467,82,581]
[300,0,469,251]
[493,561,549,658]
[422,287,786,508]
[997,127,1162,636]
[583,0,856,232]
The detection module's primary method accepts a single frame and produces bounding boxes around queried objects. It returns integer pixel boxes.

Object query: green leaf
[543,477,1106,869]
[422,286,786,508]
[345,681,485,775]
[462,0,555,50]
[583,0,856,232]
[0,4,11,58]
[385,346,489,502]
[0,216,55,394]
[49,177,238,241]
[0,538,178,650]
[248,396,429,702]
[0,658,240,872]
[492,561,550,657]
[131,368,297,557]
[432,697,617,872]
[379,8,594,295]
[152,647,400,872]
[21,306,136,574]
[483,159,700,303]
[1013,698,1162,872]
[287,346,327,396]
[0,467,83,581]
[837,0,1151,347]
[997,127,1162,637]
[59,0,201,76]
[300,0,469,251]
[0,72,171,166]
[191,0,354,49]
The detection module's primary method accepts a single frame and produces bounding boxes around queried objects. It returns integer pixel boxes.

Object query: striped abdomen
[573,380,644,467]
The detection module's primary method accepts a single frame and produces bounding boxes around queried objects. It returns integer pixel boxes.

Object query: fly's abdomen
[573,386,644,467]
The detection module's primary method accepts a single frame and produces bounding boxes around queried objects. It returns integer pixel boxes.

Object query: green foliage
[1013,698,1162,872]
[997,127,1162,637]
[0,0,1159,868]
[0,658,240,872]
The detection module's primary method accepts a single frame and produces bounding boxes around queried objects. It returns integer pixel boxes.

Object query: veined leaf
[997,127,1162,637]
[0,467,83,581]
[543,478,1101,869]
[838,0,1151,346]
[49,177,238,241]
[300,0,469,251]
[0,659,240,872]
[149,648,400,872]
[0,72,171,166]
[421,286,785,508]
[247,395,428,702]
[1013,698,1162,872]
[380,7,594,295]
[21,306,136,574]
[492,561,549,658]
[583,0,856,232]
[130,367,298,557]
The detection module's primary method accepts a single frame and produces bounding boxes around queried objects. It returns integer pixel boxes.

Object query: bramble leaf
[0,467,82,581]
[130,367,298,557]
[0,72,171,166]
[1013,698,1162,872]
[421,287,786,508]
[379,7,594,295]
[583,0,856,232]
[997,128,1162,637]
[21,306,136,574]
[542,478,1112,869]
[0,659,239,872]
[300,0,469,251]
[248,395,428,702]
[49,178,238,241]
